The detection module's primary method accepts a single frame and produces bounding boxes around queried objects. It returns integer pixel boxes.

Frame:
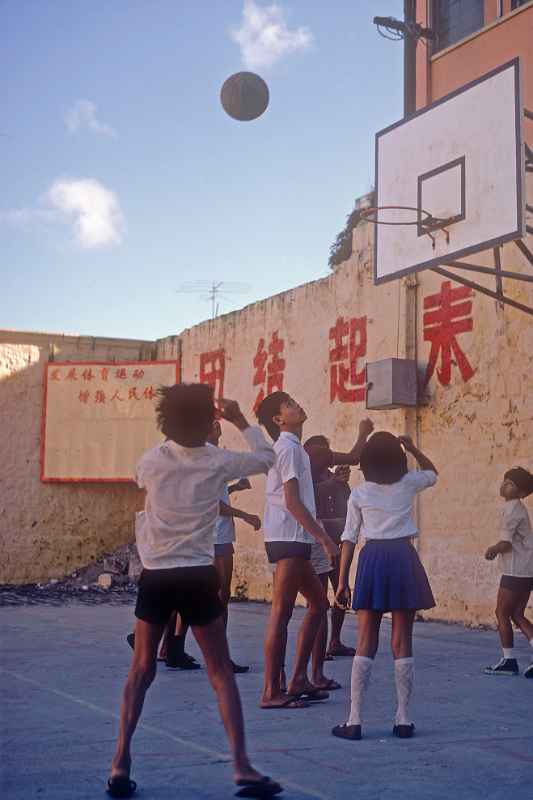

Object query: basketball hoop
[359,205,452,248]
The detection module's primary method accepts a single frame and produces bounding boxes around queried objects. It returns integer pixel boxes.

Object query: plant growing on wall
[328,191,375,270]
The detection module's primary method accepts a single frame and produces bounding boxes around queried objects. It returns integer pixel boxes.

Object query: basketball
[220,71,269,121]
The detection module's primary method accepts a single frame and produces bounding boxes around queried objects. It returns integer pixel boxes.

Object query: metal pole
[404,0,417,117]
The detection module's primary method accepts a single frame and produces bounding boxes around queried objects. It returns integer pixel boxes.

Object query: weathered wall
[173,212,533,626]
[0,331,179,584]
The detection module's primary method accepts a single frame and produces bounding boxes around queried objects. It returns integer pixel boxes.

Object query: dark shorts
[500,574,533,593]
[321,519,345,544]
[135,565,224,627]
[265,541,312,564]
[214,542,234,557]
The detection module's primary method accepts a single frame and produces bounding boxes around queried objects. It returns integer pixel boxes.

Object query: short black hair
[359,431,408,485]
[255,391,291,441]
[504,467,533,497]
[304,435,330,450]
[156,383,215,446]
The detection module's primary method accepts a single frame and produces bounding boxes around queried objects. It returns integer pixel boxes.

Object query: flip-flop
[260,696,309,710]
[315,679,341,691]
[293,688,330,703]
[235,776,283,798]
[106,776,137,798]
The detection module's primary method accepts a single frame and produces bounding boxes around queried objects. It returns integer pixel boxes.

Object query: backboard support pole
[432,266,533,317]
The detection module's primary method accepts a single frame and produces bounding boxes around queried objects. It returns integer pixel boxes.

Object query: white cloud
[231,0,313,70]
[1,179,125,249]
[47,178,124,248]
[65,99,117,137]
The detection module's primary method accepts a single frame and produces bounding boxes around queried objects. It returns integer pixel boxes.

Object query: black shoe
[393,723,415,739]
[331,723,362,740]
[483,658,519,676]
[231,660,250,674]
[126,633,135,650]
[524,662,533,679]
[166,652,201,670]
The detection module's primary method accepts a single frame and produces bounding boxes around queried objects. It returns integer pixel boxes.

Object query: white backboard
[374,59,524,284]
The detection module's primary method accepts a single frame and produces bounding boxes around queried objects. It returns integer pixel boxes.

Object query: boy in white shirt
[108,384,282,800]
[255,391,339,710]
[333,432,437,741]
[484,466,533,679]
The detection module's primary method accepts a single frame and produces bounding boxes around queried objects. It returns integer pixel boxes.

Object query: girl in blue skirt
[332,432,437,741]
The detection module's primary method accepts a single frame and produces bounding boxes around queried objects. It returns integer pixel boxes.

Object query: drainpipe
[404,0,417,117]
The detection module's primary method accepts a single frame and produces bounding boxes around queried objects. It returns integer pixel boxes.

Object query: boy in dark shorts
[255,391,339,710]
[484,467,533,678]
[107,384,282,799]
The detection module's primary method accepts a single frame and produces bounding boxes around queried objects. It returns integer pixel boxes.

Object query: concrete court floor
[1,599,532,800]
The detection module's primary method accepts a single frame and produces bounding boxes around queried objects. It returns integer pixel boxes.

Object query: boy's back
[136,426,273,569]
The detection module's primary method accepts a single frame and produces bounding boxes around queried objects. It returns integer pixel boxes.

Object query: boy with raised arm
[107,384,282,799]
[255,391,339,710]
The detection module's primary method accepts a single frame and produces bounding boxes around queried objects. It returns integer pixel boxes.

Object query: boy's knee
[130,660,156,689]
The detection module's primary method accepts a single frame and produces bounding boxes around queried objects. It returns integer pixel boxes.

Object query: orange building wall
[415,1,533,110]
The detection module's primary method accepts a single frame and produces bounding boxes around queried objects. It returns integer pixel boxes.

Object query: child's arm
[334,493,362,607]
[219,500,261,531]
[485,540,512,560]
[331,418,374,466]
[218,399,275,479]
[283,479,339,564]
[398,435,438,474]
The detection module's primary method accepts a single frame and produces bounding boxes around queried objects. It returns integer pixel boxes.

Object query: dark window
[432,0,485,53]
[511,1,529,9]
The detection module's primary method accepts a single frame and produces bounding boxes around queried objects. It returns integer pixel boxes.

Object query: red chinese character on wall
[95,390,106,404]
[111,390,125,402]
[100,367,109,382]
[128,387,140,401]
[253,332,286,411]
[132,368,145,379]
[199,349,225,401]
[143,386,155,400]
[115,368,127,380]
[78,390,90,404]
[423,281,475,387]
[81,368,94,382]
[329,316,367,403]
[50,369,61,381]
[65,368,78,381]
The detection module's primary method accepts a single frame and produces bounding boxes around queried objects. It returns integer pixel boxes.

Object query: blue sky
[1,1,403,340]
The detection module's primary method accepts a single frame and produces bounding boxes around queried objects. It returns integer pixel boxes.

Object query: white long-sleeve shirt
[135,426,274,569]
[341,470,437,545]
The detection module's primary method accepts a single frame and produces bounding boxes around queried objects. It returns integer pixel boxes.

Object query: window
[432,0,485,53]
[511,1,529,9]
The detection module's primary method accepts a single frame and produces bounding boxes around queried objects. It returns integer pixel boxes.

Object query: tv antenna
[176,281,251,319]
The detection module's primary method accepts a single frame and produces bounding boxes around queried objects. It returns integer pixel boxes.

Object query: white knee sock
[347,655,373,726]
[394,657,414,726]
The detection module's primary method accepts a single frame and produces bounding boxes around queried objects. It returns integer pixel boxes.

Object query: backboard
[373,58,524,284]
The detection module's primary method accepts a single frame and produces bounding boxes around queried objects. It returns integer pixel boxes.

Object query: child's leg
[192,615,272,784]
[262,559,300,705]
[391,610,416,726]
[110,620,165,780]
[214,550,234,627]
[495,586,518,655]
[311,573,331,686]
[510,589,533,644]
[327,566,354,655]
[347,611,381,725]
[287,563,330,695]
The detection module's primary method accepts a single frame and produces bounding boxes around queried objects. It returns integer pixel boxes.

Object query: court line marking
[0,667,331,800]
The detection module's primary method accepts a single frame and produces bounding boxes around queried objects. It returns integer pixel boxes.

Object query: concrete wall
[0,331,179,584]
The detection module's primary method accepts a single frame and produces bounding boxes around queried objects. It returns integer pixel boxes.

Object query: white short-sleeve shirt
[213,483,236,546]
[499,499,533,578]
[263,431,316,544]
[341,470,437,545]
[135,426,274,569]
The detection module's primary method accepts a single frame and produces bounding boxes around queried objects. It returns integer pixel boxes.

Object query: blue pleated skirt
[352,537,435,612]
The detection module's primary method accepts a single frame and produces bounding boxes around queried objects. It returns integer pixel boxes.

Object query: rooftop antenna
[176,281,251,319]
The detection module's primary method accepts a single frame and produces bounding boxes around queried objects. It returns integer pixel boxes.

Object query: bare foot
[260,692,308,709]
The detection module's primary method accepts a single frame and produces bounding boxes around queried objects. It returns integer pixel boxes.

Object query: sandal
[235,776,283,798]
[260,696,309,710]
[331,723,361,740]
[106,776,137,798]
